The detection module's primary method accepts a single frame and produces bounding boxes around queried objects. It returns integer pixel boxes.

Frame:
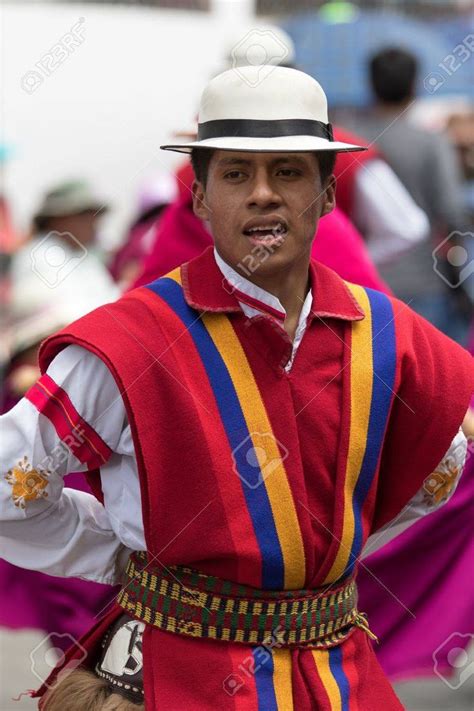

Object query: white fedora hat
[161,66,365,154]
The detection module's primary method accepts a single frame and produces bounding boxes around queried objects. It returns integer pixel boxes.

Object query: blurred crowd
[0,21,473,683]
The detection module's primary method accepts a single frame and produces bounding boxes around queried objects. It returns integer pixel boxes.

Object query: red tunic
[35,247,473,710]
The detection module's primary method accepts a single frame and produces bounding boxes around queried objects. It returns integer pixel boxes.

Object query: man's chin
[237,244,295,278]
[244,233,287,251]
[216,234,299,275]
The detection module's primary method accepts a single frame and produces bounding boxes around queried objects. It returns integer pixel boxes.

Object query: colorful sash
[117,552,375,649]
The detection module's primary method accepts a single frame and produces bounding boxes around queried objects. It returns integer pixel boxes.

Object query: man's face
[192,151,335,277]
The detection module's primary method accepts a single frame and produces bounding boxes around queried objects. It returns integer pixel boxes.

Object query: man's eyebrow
[216,157,252,166]
[271,156,308,167]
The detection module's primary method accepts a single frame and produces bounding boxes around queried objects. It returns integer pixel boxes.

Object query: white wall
[2,0,255,248]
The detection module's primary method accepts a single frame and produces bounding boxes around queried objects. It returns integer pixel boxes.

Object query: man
[344,47,469,342]
[10,180,118,323]
[1,67,472,710]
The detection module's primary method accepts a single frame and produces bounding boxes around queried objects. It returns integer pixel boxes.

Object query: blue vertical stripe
[329,646,350,710]
[345,288,397,576]
[253,648,278,711]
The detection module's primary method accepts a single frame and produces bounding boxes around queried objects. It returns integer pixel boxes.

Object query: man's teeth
[247,223,286,236]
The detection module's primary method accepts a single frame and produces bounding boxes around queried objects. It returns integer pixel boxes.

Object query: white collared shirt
[213,248,313,371]
[0,251,467,583]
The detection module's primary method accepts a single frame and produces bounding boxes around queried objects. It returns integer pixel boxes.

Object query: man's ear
[192,179,210,222]
[321,174,336,217]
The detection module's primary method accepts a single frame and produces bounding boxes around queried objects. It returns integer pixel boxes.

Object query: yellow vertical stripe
[201,312,306,589]
[312,649,342,711]
[273,649,294,710]
[165,268,182,284]
[324,284,373,583]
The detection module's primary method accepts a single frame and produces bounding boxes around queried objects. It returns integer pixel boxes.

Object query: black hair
[369,47,418,104]
[190,148,336,188]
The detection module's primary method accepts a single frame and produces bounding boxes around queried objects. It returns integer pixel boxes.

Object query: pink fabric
[358,332,474,680]
[109,211,165,283]
[359,447,474,680]
[0,469,116,651]
[313,209,388,292]
[132,193,213,289]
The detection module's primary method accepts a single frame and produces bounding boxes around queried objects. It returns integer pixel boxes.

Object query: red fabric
[25,373,112,469]
[33,247,473,708]
[294,633,403,711]
[333,127,380,217]
[132,158,388,295]
[176,161,196,201]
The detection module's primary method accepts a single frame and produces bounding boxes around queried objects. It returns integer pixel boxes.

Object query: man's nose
[246,171,282,209]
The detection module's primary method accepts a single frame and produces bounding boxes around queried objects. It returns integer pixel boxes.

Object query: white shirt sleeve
[0,344,144,584]
[362,428,468,558]
[352,159,429,266]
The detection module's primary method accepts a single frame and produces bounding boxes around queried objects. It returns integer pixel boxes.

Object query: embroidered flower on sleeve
[4,455,50,509]
[423,462,460,506]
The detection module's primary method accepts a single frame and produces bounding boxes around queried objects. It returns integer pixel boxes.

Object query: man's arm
[371,299,474,531]
[362,427,467,557]
[0,345,134,584]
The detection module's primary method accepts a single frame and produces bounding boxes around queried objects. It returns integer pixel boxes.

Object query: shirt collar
[180,245,365,322]
[213,248,288,322]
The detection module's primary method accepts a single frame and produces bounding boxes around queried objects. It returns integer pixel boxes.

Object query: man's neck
[249,267,310,339]
[216,249,311,341]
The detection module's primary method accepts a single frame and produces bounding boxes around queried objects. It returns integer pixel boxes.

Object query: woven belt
[117,552,375,649]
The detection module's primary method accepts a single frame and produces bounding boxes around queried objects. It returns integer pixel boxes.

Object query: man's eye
[224,171,245,179]
[277,168,300,177]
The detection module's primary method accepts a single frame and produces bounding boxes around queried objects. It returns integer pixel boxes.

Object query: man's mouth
[242,220,288,246]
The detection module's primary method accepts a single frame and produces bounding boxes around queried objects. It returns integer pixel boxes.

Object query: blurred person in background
[446,109,474,304]
[332,126,429,266]
[33,179,106,249]
[0,180,120,656]
[0,142,25,375]
[109,172,178,289]
[8,180,119,337]
[344,46,470,343]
